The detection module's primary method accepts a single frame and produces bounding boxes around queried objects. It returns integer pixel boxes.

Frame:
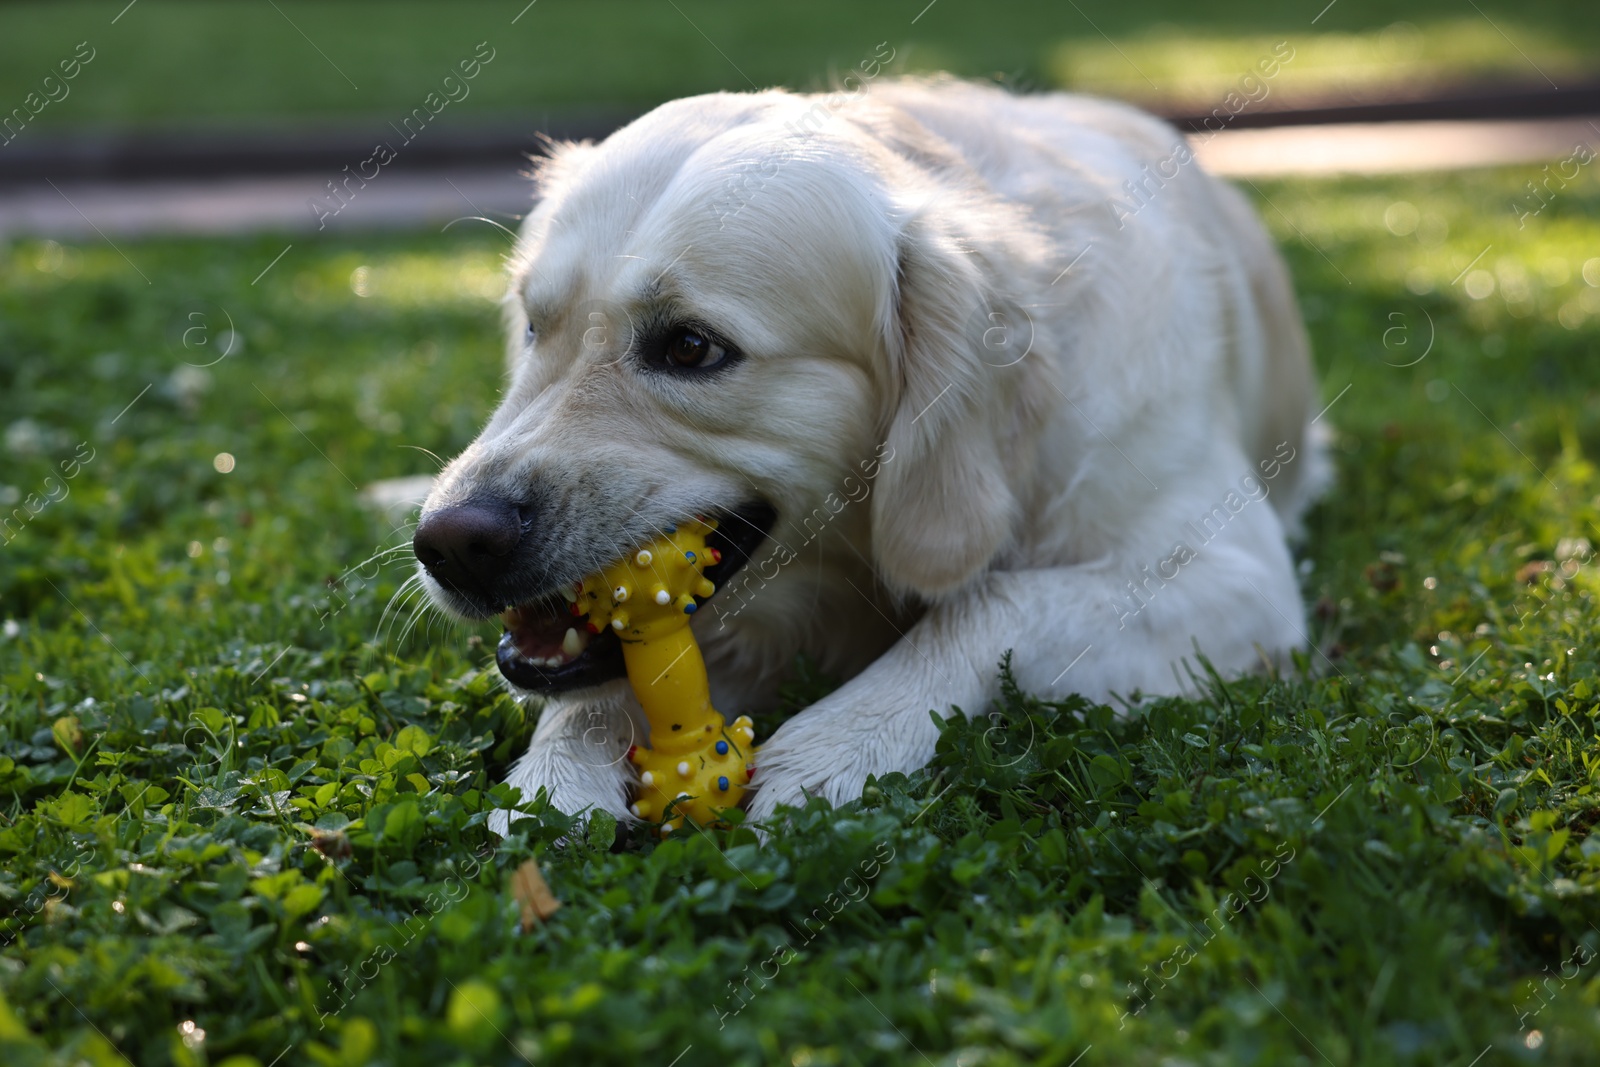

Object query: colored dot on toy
[660,823,673,835]
[683,601,698,614]
[685,551,696,562]
[717,776,729,792]
[654,589,671,605]
[677,761,691,777]
[611,618,625,630]
[715,740,728,755]
[613,585,630,602]
[630,802,642,817]
[641,770,654,786]
[635,549,653,565]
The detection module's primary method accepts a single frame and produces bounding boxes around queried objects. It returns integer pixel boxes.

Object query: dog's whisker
[394,596,433,654]
[377,573,425,646]
[407,597,452,653]
[440,214,521,245]
[396,444,449,470]
[393,585,432,652]
[354,544,398,565]
[347,543,414,578]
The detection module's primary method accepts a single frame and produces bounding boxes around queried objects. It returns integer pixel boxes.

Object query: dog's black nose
[413,501,524,608]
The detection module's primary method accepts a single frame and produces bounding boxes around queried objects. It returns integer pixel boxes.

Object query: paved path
[0,167,529,240]
[1192,115,1598,177]
[1,116,1595,239]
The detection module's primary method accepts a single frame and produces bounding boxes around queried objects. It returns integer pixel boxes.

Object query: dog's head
[414,88,1045,693]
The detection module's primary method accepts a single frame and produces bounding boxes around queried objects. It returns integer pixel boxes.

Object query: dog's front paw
[488,738,636,836]
[746,699,940,824]
[743,749,831,824]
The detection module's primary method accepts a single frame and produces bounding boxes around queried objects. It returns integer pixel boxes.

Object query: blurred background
[2,0,1597,128]
[1,0,1597,233]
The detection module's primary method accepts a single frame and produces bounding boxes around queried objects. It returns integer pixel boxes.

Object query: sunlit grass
[1048,18,1589,105]
[330,251,507,311]
[1249,164,1600,344]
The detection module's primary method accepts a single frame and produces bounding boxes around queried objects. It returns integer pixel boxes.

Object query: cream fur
[414,79,1328,830]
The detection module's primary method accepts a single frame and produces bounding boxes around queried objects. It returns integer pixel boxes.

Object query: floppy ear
[869,213,1031,599]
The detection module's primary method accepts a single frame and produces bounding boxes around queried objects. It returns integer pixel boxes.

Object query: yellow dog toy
[577,518,756,831]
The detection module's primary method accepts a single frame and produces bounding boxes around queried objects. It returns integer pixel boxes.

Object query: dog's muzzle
[413,499,777,694]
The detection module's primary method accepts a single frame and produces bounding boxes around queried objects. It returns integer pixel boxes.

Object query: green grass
[3,162,1600,1066]
[0,0,1596,130]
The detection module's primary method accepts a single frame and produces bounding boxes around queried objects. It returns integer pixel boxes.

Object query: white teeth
[562,628,582,657]
[515,649,566,669]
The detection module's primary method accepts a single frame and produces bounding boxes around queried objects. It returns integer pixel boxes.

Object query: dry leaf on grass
[510,858,561,931]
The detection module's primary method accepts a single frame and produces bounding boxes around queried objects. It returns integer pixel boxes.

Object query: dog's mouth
[494,502,777,693]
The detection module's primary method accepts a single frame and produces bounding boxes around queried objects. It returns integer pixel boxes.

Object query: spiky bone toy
[575,518,756,831]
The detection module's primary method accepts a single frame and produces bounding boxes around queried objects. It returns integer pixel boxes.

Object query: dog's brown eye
[665,328,727,369]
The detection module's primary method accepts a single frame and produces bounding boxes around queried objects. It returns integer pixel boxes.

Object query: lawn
[2,159,1600,1067]
[0,0,1597,129]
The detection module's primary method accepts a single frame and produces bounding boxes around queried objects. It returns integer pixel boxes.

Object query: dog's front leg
[748,504,1306,821]
[489,681,642,833]
[743,578,1014,821]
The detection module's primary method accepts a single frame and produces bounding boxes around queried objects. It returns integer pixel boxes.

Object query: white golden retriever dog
[411,78,1326,827]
